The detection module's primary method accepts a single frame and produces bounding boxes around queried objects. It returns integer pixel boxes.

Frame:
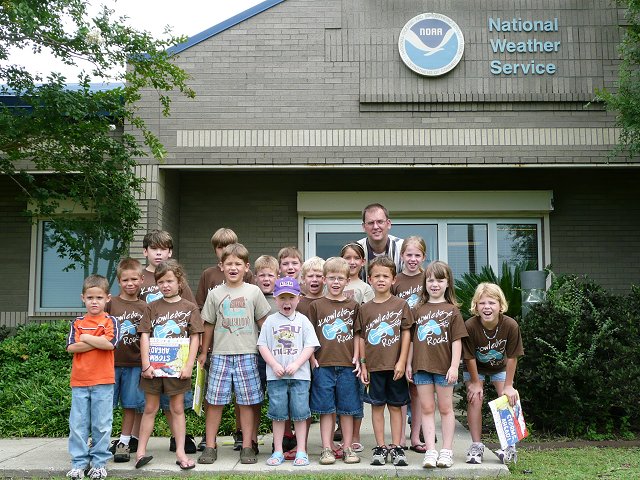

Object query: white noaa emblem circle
[398,13,464,76]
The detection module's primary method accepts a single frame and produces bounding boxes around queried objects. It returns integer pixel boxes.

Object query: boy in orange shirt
[66,275,120,480]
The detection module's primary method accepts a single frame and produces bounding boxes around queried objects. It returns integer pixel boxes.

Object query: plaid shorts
[205,353,264,406]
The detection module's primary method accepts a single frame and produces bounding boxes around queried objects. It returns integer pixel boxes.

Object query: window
[305,218,543,281]
[32,220,120,313]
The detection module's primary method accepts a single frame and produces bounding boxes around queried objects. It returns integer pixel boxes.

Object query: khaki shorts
[139,376,191,396]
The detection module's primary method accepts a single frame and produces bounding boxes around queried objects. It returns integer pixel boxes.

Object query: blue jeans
[266,379,311,422]
[310,366,363,416]
[69,384,114,469]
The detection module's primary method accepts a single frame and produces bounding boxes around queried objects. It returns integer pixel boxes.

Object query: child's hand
[393,361,405,381]
[405,364,413,383]
[359,365,369,385]
[503,385,519,406]
[351,357,361,375]
[446,365,459,384]
[179,365,193,380]
[312,357,319,369]
[284,362,300,376]
[272,362,285,377]
[467,381,484,403]
[141,367,154,379]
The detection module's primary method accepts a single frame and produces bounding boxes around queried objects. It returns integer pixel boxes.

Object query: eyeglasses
[325,276,347,283]
[364,219,388,227]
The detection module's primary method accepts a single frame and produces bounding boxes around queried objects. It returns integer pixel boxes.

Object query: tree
[596,0,640,158]
[0,0,194,273]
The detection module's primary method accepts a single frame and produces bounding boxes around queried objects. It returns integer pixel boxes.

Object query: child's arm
[446,339,462,384]
[197,323,214,366]
[351,336,360,375]
[357,335,369,384]
[256,314,267,329]
[79,333,115,351]
[67,341,93,353]
[503,357,519,406]
[405,342,414,382]
[464,358,484,404]
[140,332,154,379]
[180,333,200,380]
[284,346,315,376]
[258,345,284,377]
[393,329,411,381]
[310,353,319,369]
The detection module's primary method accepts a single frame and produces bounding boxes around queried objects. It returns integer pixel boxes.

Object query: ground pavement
[0,408,509,478]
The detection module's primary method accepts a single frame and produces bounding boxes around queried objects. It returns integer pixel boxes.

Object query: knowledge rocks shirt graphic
[355,296,413,372]
[106,296,146,367]
[309,297,359,367]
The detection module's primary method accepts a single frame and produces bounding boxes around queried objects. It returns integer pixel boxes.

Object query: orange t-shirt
[67,313,119,387]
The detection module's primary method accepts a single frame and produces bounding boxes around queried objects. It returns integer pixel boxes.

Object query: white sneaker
[495,445,518,464]
[436,449,453,468]
[87,467,107,479]
[466,442,485,464]
[66,469,84,479]
[422,449,438,468]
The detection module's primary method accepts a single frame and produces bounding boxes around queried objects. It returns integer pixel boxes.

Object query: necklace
[482,323,499,340]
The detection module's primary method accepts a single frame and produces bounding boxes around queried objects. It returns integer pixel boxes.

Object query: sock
[119,435,131,445]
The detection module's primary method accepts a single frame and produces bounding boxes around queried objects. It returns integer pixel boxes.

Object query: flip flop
[176,460,195,470]
[135,455,153,469]
[409,443,427,453]
[283,447,297,460]
[266,451,285,466]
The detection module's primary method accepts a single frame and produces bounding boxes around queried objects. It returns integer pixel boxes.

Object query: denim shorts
[413,371,453,388]
[462,370,507,383]
[206,354,264,406]
[113,366,145,410]
[159,389,193,411]
[267,379,311,422]
[310,366,363,417]
[363,370,409,407]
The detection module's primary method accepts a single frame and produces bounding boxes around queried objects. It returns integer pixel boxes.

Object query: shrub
[0,320,273,437]
[517,275,640,438]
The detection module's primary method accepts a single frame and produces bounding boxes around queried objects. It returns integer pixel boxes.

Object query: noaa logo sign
[398,13,465,76]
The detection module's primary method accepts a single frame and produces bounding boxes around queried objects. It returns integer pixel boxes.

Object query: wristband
[142,365,152,373]
[359,358,366,364]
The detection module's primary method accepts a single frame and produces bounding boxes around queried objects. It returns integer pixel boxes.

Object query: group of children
[65,228,523,478]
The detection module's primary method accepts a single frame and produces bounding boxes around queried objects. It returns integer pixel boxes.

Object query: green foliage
[0,0,195,268]
[455,261,534,319]
[0,320,272,437]
[595,0,640,157]
[518,274,640,437]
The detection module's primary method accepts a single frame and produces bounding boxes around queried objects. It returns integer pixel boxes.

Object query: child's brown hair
[82,274,110,294]
[418,260,460,307]
[221,243,250,264]
[154,259,187,294]
[143,229,173,250]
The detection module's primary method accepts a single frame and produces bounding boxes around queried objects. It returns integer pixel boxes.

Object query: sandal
[409,443,428,453]
[240,447,257,464]
[175,460,195,470]
[135,455,153,469]
[351,442,364,453]
[293,451,309,466]
[283,447,297,460]
[332,446,344,459]
[266,451,285,466]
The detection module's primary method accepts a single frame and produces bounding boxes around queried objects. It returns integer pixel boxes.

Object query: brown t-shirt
[106,296,146,367]
[411,302,468,375]
[309,297,359,367]
[138,297,205,339]
[296,295,320,319]
[355,295,413,372]
[392,272,425,309]
[139,268,196,305]
[195,265,254,309]
[463,314,524,375]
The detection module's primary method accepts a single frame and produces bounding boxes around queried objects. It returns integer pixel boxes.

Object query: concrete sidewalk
[0,410,508,478]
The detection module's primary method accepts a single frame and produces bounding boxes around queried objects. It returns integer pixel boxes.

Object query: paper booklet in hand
[489,394,529,450]
[149,337,190,378]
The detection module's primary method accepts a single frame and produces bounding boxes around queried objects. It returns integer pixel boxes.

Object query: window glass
[497,223,539,270]
[315,231,362,259]
[39,221,119,310]
[447,224,488,280]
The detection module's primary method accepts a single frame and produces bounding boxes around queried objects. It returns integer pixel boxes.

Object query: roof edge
[167,0,286,55]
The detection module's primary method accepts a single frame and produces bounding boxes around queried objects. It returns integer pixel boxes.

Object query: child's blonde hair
[323,257,350,277]
[470,282,509,315]
[154,259,187,294]
[116,257,143,279]
[301,256,325,278]
[221,243,250,264]
[254,255,279,273]
[82,274,110,294]
[211,228,238,249]
[419,260,459,307]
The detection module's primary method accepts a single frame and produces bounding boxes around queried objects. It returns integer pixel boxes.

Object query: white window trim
[298,190,553,272]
